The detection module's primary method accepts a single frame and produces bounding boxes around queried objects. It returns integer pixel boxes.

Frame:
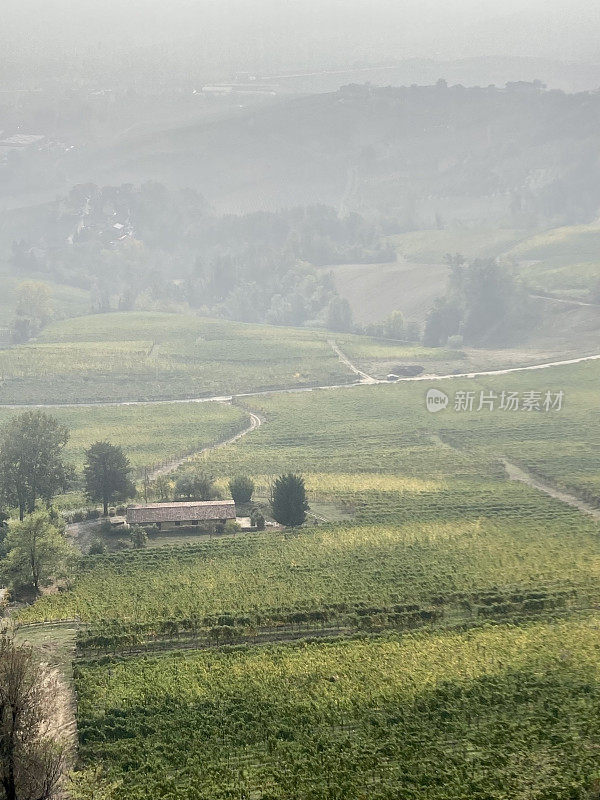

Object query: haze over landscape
[1,2,600,799]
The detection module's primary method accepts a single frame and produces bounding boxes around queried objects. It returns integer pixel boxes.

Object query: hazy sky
[2,0,600,76]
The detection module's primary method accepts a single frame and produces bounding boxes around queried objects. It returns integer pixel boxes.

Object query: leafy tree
[0,412,70,521]
[423,258,533,347]
[174,471,218,502]
[2,510,76,593]
[382,310,405,340]
[16,281,53,328]
[0,636,68,800]
[271,473,309,528]
[229,476,255,505]
[84,442,135,517]
[151,475,173,503]
[325,296,354,332]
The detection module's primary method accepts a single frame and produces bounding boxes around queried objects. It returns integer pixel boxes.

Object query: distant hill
[73,83,600,224]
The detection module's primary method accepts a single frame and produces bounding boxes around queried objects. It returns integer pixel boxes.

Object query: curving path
[148,409,262,480]
[1,344,600,411]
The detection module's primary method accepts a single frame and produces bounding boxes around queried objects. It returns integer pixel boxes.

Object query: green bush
[229,475,255,505]
[88,539,107,555]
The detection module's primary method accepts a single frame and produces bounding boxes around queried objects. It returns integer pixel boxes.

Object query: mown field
[15,351,600,799]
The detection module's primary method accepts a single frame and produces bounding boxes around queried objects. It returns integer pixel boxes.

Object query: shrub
[229,476,255,505]
[88,539,107,555]
[115,505,127,516]
[72,511,86,523]
[250,508,266,530]
[130,528,148,549]
[447,334,464,349]
[224,520,241,534]
[86,508,101,520]
[99,519,113,535]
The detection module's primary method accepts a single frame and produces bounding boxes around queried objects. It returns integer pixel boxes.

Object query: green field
[0,400,247,476]
[14,343,600,798]
[74,616,600,800]
[506,223,600,298]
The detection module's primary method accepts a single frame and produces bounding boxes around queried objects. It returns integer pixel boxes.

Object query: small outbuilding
[127,500,236,530]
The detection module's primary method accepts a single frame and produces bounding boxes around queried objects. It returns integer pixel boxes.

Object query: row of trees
[150,470,309,528]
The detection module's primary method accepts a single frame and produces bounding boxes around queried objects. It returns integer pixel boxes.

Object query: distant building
[127,500,236,529]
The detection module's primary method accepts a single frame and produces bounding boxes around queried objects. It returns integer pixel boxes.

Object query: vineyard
[0,312,356,403]
[11,348,600,798]
[74,616,600,800]
[0,400,246,474]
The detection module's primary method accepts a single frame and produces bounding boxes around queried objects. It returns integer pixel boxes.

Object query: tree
[0,412,70,521]
[325,296,354,332]
[2,511,76,594]
[381,310,405,340]
[84,442,135,517]
[0,635,68,800]
[150,475,172,503]
[174,471,218,502]
[15,282,53,329]
[229,476,255,505]
[271,473,309,528]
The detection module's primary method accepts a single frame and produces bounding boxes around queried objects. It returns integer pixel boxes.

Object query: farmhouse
[127,500,236,529]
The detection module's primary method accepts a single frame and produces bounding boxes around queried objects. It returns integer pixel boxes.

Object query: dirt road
[503,459,600,521]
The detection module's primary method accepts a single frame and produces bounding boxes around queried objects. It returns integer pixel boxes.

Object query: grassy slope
[506,223,600,297]
[0,312,357,403]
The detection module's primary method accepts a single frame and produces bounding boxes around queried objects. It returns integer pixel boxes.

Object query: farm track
[503,460,600,521]
[2,346,600,410]
[148,407,262,480]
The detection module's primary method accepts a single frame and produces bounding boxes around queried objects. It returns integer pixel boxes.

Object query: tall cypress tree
[271,473,309,528]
